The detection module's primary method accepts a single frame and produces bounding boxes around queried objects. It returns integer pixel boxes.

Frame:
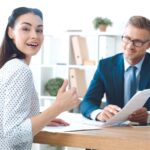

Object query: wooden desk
[34,126,150,150]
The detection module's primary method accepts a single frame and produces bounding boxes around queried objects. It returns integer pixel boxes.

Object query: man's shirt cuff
[90,109,102,120]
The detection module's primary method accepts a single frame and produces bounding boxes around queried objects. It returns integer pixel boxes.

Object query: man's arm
[80,61,105,119]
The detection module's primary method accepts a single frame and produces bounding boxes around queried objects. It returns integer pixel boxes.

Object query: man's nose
[127,40,135,47]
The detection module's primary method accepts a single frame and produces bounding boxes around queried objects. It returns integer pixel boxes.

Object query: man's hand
[128,107,148,125]
[96,104,121,122]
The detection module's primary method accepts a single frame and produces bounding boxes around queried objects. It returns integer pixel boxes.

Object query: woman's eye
[22,27,30,31]
[36,29,43,33]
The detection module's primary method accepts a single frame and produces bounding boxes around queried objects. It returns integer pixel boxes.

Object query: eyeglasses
[122,36,150,47]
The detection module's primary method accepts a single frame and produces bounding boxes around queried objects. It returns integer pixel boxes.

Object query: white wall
[0,0,150,40]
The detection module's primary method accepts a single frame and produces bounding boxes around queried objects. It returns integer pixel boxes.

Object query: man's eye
[134,40,143,44]
[134,41,143,46]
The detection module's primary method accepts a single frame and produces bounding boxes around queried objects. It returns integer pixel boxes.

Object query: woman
[0,7,80,150]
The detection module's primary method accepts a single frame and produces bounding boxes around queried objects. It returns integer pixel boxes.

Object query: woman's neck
[25,56,31,65]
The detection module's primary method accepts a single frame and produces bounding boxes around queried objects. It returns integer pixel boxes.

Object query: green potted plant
[45,77,64,96]
[93,17,113,32]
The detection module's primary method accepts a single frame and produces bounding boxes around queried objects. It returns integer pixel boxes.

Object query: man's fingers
[133,107,147,114]
[98,109,115,121]
[105,105,121,115]
[103,111,113,120]
[129,111,148,120]
[109,105,121,112]
[128,108,148,124]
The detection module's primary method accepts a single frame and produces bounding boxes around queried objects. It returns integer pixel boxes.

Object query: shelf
[30,32,121,109]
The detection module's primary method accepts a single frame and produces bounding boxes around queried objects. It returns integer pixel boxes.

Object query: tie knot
[131,65,137,70]
[128,66,137,74]
[129,65,136,70]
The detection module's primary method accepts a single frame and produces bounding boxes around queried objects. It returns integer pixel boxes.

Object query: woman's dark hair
[0,7,43,68]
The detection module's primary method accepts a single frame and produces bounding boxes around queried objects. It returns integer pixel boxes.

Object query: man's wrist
[90,109,102,120]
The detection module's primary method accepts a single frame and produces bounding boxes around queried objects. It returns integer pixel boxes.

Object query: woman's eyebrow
[21,22,43,27]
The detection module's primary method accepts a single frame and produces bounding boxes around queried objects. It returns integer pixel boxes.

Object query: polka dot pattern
[0,59,39,150]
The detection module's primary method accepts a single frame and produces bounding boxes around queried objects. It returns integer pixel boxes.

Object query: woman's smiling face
[8,12,44,63]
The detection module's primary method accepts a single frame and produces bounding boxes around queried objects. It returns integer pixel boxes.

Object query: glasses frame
[122,36,150,47]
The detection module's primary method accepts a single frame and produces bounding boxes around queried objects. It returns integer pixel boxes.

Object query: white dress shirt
[124,56,144,104]
[0,58,39,150]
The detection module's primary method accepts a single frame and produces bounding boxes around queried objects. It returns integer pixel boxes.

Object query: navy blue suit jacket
[80,53,150,119]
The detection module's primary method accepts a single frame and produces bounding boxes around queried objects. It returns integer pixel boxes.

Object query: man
[80,16,150,125]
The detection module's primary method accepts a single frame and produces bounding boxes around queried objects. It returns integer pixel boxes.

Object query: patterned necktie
[129,66,137,99]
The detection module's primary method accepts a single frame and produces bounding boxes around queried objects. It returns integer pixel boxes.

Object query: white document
[42,89,150,132]
[43,122,102,132]
[42,112,103,132]
[105,89,150,126]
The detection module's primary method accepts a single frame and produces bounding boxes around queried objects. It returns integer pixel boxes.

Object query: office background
[0,0,150,41]
[0,0,149,150]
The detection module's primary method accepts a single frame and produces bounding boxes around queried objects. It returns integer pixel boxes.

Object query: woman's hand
[47,118,69,126]
[55,80,80,112]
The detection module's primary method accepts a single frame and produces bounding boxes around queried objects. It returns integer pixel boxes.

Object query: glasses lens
[133,41,143,47]
[122,36,148,47]
[122,36,130,43]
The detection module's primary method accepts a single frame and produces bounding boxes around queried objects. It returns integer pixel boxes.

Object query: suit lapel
[112,55,124,107]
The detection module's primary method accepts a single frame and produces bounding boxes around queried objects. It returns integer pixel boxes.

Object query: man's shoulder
[145,52,150,59]
[100,53,123,64]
